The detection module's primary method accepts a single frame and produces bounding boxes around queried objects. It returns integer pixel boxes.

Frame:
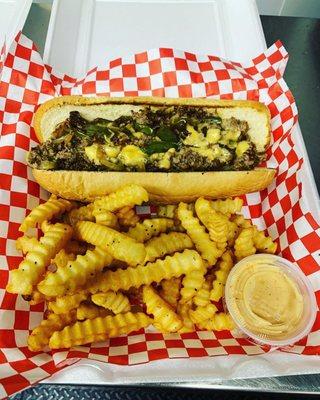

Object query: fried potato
[180,264,207,304]
[52,249,76,269]
[16,236,39,254]
[28,310,76,352]
[144,232,193,263]
[252,226,277,254]
[197,313,235,331]
[38,247,112,297]
[20,194,74,232]
[210,250,234,302]
[234,227,256,260]
[189,304,218,325]
[177,301,195,333]
[195,197,230,250]
[92,292,131,314]
[143,286,183,333]
[193,278,212,307]
[159,277,181,309]
[48,291,88,314]
[49,312,152,349]
[116,206,140,227]
[6,223,72,295]
[76,302,111,320]
[93,210,119,229]
[93,184,148,212]
[88,249,204,294]
[74,221,145,266]
[210,197,243,215]
[127,218,174,243]
[177,202,220,265]
[67,203,95,226]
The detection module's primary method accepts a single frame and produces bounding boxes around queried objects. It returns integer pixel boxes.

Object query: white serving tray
[42,0,320,387]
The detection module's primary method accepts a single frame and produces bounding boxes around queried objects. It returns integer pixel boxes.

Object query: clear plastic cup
[225,254,317,347]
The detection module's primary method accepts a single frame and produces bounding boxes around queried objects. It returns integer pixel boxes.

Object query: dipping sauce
[225,255,316,346]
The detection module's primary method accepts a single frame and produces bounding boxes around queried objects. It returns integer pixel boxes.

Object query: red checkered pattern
[0,32,320,398]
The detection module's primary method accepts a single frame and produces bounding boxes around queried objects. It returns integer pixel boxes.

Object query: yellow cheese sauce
[227,258,304,340]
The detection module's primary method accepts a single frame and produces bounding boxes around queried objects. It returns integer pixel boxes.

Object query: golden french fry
[52,249,76,269]
[93,210,119,229]
[92,291,131,314]
[158,204,177,219]
[210,198,243,215]
[76,303,111,320]
[177,202,220,265]
[74,221,145,266]
[144,232,193,263]
[48,291,88,314]
[116,206,140,227]
[16,236,39,254]
[232,215,252,229]
[197,313,235,331]
[19,195,74,232]
[159,277,181,309]
[88,249,204,294]
[189,303,218,325]
[177,301,195,333]
[143,286,183,332]
[193,278,212,307]
[28,310,76,352]
[127,218,174,243]
[49,312,152,349]
[195,197,230,250]
[234,227,256,260]
[67,204,95,226]
[210,250,234,302]
[38,246,113,297]
[41,220,52,233]
[93,184,148,212]
[6,223,72,295]
[180,264,207,304]
[252,226,277,254]
[22,290,47,305]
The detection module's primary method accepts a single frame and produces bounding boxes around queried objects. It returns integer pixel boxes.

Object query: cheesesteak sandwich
[28,96,275,202]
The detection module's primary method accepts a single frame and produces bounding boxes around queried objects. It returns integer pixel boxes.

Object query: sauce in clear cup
[225,254,317,347]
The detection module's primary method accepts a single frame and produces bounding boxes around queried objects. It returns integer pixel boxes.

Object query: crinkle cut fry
[48,291,88,314]
[144,232,193,263]
[177,202,220,265]
[74,221,145,266]
[49,312,152,349]
[88,249,204,294]
[127,218,174,243]
[92,291,131,314]
[6,223,72,295]
[93,184,148,212]
[28,310,76,352]
[38,246,112,297]
[20,194,74,232]
[143,285,183,332]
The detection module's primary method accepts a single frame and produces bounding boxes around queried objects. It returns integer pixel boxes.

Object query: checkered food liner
[0,33,319,398]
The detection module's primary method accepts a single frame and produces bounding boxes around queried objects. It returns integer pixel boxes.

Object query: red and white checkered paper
[1,32,320,398]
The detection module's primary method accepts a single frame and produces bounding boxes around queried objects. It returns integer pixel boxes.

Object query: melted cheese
[158,148,175,169]
[236,141,250,157]
[118,145,146,170]
[103,145,120,158]
[206,128,221,144]
[183,125,207,148]
[85,144,102,165]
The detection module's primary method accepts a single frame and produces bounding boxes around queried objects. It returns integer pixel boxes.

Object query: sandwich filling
[28,106,265,172]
